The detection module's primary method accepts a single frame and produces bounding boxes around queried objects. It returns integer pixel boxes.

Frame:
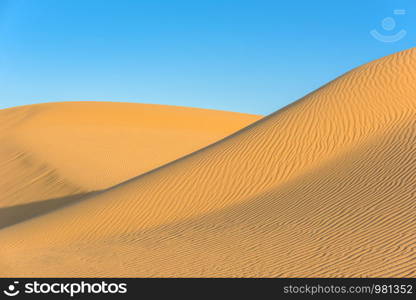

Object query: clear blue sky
[0,0,415,114]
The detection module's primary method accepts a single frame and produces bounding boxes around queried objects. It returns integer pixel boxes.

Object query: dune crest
[1,48,416,277]
[0,102,260,208]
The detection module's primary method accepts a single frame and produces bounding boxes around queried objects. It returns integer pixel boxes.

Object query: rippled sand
[1,48,415,277]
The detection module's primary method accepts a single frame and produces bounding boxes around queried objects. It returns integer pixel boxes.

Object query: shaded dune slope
[0,102,260,204]
[0,103,260,227]
[1,48,416,277]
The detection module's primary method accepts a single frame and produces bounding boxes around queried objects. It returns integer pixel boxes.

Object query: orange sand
[0,102,260,208]
[1,48,415,277]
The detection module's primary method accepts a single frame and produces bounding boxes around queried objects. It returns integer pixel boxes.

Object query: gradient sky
[0,0,415,114]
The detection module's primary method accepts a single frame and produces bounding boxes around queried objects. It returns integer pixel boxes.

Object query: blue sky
[0,0,414,115]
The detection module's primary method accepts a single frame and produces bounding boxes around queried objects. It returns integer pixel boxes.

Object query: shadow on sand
[0,191,99,230]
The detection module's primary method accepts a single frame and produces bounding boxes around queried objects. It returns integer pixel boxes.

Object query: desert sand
[0,48,415,277]
[0,102,260,207]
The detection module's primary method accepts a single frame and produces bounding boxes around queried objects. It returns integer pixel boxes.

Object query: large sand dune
[1,48,415,277]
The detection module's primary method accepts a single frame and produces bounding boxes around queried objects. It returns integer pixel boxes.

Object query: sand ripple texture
[0,48,415,277]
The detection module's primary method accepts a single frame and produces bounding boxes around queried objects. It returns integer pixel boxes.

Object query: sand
[1,48,415,277]
[0,102,260,207]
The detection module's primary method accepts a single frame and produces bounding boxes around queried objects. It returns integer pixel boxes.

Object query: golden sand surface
[1,48,415,277]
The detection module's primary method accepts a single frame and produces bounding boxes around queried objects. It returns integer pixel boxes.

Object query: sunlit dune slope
[0,102,260,208]
[1,48,416,277]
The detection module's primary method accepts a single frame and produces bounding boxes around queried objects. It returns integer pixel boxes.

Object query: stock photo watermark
[2,280,128,297]
[3,281,20,297]
[370,9,407,43]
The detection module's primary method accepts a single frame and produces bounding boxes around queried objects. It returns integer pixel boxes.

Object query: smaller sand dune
[0,102,260,225]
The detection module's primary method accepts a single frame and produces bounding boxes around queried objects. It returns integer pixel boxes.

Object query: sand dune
[0,102,260,208]
[1,48,415,277]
